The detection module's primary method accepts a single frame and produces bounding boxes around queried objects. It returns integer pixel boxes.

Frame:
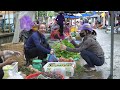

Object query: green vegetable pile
[52,40,80,60]
[19,66,36,76]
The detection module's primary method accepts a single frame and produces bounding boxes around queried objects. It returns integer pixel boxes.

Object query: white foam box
[43,62,76,77]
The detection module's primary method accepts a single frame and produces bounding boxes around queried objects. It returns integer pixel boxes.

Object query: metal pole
[108,11,114,79]
[3,11,6,32]
[8,11,11,32]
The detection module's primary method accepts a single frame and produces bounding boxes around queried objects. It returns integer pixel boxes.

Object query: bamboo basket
[0,42,25,67]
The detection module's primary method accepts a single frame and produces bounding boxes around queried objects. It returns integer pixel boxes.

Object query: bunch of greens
[52,40,80,59]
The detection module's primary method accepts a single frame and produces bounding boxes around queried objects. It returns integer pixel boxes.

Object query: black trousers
[81,50,104,67]
[24,47,48,66]
[25,47,47,60]
[0,69,4,79]
[58,23,64,36]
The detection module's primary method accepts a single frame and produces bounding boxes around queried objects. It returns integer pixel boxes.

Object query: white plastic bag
[7,71,24,79]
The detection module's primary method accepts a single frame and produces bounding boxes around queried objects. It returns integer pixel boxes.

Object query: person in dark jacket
[24,23,54,66]
[56,12,65,36]
[60,23,104,71]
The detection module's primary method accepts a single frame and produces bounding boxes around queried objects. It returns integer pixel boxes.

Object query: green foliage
[52,40,80,59]
[47,11,55,18]
[38,11,47,17]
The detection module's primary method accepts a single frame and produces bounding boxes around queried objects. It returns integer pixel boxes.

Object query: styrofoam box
[43,62,76,77]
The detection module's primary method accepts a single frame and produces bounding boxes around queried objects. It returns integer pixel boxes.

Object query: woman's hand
[4,58,16,65]
[50,49,54,54]
[0,58,16,68]
[60,44,67,50]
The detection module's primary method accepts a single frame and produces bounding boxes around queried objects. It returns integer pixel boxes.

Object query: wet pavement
[94,29,120,79]
[79,29,120,79]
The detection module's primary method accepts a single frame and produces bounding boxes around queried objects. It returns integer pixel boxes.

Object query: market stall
[1,11,115,79]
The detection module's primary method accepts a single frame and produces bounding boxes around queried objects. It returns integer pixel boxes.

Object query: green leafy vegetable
[52,40,80,60]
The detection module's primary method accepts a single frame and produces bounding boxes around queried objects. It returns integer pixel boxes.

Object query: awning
[81,13,92,17]
[64,15,80,19]
[90,14,100,18]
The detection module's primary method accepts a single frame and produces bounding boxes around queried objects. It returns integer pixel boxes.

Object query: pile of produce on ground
[19,65,39,76]
[34,72,64,79]
[52,39,80,60]
[47,63,74,67]
[59,57,74,62]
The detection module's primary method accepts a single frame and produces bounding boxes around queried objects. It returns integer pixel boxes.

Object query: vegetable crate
[43,62,76,77]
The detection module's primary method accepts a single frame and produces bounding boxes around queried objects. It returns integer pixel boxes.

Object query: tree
[38,11,47,17]
[38,11,47,22]
[47,11,55,18]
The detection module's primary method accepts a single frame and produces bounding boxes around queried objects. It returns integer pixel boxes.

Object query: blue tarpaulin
[64,15,80,19]
[64,11,97,18]
[81,11,97,17]
[81,13,92,17]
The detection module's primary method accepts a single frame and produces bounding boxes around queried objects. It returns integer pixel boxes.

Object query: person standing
[56,12,65,36]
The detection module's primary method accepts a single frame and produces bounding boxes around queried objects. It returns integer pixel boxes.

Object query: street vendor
[50,27,61,40]
[50,19,61,40]
[24,23,54,66]
[64,22,70,37]
[51,19,60,31]
[0,50,21,79]
[60,23,104,71]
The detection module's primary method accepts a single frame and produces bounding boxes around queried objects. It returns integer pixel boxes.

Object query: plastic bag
[7,71,24,79]
[20,15,34,31]
[47,54,58,62]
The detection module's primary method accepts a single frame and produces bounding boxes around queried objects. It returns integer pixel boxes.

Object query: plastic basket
[43,62,76,77]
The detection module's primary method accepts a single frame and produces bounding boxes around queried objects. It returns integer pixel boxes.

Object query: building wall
[0,33,14,45]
